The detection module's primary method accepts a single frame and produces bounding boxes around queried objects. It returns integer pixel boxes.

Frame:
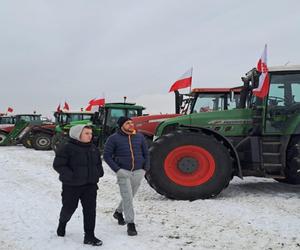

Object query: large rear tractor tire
[32,133,52,150]
[146,130,233,200]
[282,137,300,184]
[0,132,8,145]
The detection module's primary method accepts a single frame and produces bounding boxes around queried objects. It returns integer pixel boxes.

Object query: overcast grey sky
[1,0,300,117]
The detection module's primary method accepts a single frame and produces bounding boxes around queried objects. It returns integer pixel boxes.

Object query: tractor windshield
[0,117,15,124]
[17,115,41,122]
[268,73,300,108]
[55,113,93,124]
[191,92,240,113]
[265,72,300,133]
[106,108,141,127]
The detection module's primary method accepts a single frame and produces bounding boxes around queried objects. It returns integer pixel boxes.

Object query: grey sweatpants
[116,169,145,223]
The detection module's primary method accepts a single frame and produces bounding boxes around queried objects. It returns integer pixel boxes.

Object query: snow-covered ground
[0,146,299,250]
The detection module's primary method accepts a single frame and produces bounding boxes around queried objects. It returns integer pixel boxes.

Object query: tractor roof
[16,114,41,116]
[104,103,145,110]
[54,111,94,115]
[269,65,300,72]
[192,87,242,93]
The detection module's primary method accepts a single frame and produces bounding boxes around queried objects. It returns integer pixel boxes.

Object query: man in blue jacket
[103,116,150,236]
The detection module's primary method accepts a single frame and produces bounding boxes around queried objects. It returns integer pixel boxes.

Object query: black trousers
[59,184,98,235]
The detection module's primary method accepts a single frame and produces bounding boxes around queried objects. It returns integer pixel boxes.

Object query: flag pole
[189,67,193,126]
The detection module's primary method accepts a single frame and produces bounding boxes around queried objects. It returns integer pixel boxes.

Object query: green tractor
[51,111,97,151]
[147,65,300,200]
[52,102,145,151]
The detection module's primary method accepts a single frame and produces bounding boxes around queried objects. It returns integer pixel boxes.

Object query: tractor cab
[174,87,241,114]
[240,65,300,135]
[54,111,94,126]
[15,114,41,124]
[96,103,145,148]
[190,88,241,113]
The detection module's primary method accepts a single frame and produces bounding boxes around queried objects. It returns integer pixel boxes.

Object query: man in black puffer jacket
[53,125,104,246]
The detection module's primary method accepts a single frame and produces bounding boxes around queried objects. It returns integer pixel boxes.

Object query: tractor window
[1,117,14,124]
[69,114,81,122]
[192,94,223,113]
[82,114,93,120]
[265,72,300,133]
[268,83,285,107]
[127,109,138,117]
[18,115,41,122]
[106,109,126,127]
[291,84,300,103]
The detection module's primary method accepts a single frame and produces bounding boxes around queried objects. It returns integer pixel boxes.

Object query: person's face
[80,128,93,143]
[122,120,135,133]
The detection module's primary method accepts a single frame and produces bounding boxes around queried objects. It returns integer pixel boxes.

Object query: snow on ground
[0,146,300,250]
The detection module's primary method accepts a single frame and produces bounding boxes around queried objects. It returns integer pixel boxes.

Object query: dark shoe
[57,221,66,237]
[127,223,137,236]
[113,210,126,225]
[84,235,103,246]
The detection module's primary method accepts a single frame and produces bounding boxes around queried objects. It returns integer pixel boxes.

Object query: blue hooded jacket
[103,129,150,172]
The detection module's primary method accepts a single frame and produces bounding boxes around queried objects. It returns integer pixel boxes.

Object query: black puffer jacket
[53,138,104,186]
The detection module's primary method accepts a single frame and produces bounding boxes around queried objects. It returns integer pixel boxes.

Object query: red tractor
[132,87,241,146]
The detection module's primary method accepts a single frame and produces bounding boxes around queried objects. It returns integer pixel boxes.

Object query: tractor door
[264,72,300,134]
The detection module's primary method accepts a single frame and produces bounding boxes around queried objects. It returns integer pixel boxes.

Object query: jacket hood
[69,124,87,141]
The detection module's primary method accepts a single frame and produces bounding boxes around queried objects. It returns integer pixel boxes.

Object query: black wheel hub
[177,157,198,174]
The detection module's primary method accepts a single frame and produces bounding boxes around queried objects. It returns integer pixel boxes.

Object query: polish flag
[169,68,193,92]
[85,98,105,111]
[63,101,70,111]
[7,107,13,113]
[253,45,270,98]
[56,104,61,112]
[89,98,105,106]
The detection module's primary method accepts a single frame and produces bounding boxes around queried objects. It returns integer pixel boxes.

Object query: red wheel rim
[164,145,215,187]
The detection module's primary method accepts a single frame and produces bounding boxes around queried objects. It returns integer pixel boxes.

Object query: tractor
[51,111,97,151]
[132,87,241,146]
[52,102,145,152]
[147,65,300,200]
[0,114,43,146]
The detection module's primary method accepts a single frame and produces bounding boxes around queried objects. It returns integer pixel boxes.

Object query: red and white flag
[85,98,105,111]
[56,104,61,112]
[89,98,105,106]
[7,107,13,113]
[253,45,270,98]
[63,101,70,111]
[169,68,193,92]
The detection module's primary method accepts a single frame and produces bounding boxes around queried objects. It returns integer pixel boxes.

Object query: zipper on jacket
[128,135,135,171]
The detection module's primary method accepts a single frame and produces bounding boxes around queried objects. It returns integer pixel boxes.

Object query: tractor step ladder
[261,136,284,177]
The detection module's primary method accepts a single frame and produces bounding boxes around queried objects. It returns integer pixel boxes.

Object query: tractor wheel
[0,132,8,145]
[51,134,68,152]
[32,133,52,150]
[282,137,300,184]
[21,135,33,148]
[146,130,233,200]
